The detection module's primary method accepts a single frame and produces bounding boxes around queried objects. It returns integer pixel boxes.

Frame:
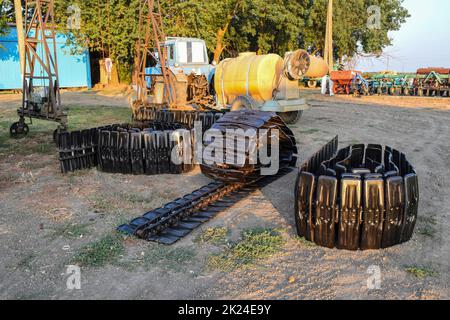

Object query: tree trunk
[213,28,226,63]
[212,0,243,63]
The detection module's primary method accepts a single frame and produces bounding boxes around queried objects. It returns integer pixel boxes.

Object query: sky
[356,0,450,72]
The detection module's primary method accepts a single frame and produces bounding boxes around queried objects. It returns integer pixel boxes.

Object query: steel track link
[118,168,293,244]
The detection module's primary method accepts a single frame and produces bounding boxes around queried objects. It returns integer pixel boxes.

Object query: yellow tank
[215,52,283,106]
[305,55,329,78]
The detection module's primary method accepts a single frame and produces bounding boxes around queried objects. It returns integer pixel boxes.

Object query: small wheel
[307,80,317,88]
[10,122,29,138]
[389,87,395,95]
[230,96,259,111]
[277,111,303,124]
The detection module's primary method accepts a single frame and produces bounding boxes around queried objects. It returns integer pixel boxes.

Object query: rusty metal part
[133,0,176,109]
[295,137,419,250]
[187,74,212,106]
[12,0,67,137]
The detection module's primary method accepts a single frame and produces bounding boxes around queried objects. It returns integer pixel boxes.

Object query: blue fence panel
[0,27,91,90]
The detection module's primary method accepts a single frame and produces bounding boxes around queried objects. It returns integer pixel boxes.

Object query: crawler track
[117,168,293,244]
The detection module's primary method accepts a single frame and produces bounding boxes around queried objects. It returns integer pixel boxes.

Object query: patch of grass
[294,236,317,248]
[300,128,320,134]
[65,105,131,131]
[207,228,284,272]
[0,172,17,183]
[16,253,36,270]
[417,226,436,238]
[46,223,91,240]
[71,233,124,267]
[114,244,197,272]
[143,246,196,270]
[89,194,113,213]
[195,227,229,245]
[121,193,152,205]
[419,215,437,225]
[0,104,131,158]
[405,266,438,279]
[29,140,55,155]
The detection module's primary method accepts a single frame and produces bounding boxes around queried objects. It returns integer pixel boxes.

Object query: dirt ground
[0,89,449,300]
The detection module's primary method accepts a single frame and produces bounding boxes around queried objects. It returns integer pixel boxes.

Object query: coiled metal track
[117,168,294,244]
[295,136,419,250]
[118,111,298,244]
[57,109,225,174]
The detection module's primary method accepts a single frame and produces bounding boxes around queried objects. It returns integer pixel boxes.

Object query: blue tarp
[0,27,91,90]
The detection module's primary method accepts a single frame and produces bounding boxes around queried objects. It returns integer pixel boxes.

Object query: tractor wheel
[389,86,396,95]
[277,111,303,124]
[307,80,317,88]
[230,95,258,111]
[10,122,29,138]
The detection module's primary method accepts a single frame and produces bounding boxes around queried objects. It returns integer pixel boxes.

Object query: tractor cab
[144,37,216,109]
[147,37,214,81]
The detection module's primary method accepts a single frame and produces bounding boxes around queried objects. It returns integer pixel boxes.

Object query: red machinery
[330,70,361,94]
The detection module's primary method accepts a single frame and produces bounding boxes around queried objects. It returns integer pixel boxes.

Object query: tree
[160,0,245,62]
[301,0,410,62]
[228,0,307,56]
[47,0,408,84]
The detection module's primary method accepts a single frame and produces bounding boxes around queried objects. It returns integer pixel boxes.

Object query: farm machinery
[329,68,449,97]
[53,0,420,250]
[414,68,450,97]
[9,0,67,139]
[132,1,328,125]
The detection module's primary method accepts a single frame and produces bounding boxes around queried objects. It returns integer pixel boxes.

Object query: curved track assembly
[295,137,419,250]
[200,110,298,184]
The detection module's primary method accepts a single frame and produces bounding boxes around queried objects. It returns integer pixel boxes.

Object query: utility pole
[14,0,25,76]
[324,0,333,71]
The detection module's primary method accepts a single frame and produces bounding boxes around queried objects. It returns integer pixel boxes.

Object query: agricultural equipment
[132,1,328,124]
[330,70,362,95]
[295,138,419,250]
[414,68,450,97]
[301,77,322,88]
[330,68,449,98]
[118,110,299,244]
[368,73,414,96]
[351,73,370,96]
[58,109,224,174]
[10,0,66,138]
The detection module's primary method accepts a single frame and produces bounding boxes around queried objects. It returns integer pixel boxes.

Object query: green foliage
[302,0,410,60]
[0,0,12,42]
[72,233,125,267]
[208,228,284,271]
[47,223,91,240]
[48,0,409,78]
[195,227,230,245]
[54,0,141,68]
[405,266,438,279]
